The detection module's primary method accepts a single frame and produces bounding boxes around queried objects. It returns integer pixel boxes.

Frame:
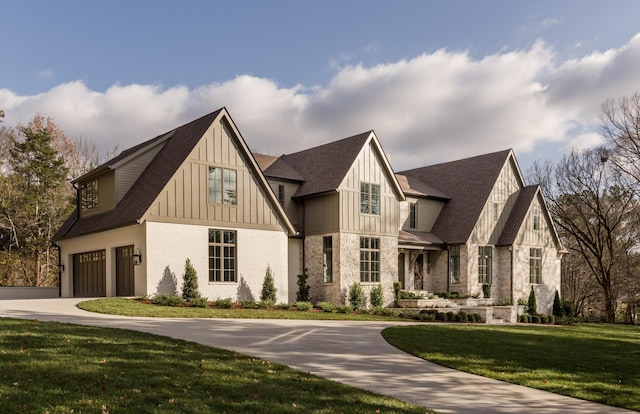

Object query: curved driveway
[0,299,633,414]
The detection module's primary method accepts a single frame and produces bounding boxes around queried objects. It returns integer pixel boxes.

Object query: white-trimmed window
[478,245,492,284]
[360,237,380,282]
[409,202,417,229]
[80,180,98,211]
[449,245,460,284]
[360,183,380,215]
[323,236,333,283]
[208,229,236,282]
[530,248,542,284]
[533,206,541,230]
[208,167,237,205]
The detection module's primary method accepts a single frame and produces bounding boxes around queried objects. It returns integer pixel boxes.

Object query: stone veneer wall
[512,243,561,314]
[424,250,448,293]
[304,233,342,304]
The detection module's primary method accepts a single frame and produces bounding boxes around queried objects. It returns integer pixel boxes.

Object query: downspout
[300,199,306,272]
[508,245,514,305]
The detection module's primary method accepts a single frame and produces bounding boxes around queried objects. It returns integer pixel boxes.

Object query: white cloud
[2,33,640,171]
[540,17,561,28]
[37,68,55,80]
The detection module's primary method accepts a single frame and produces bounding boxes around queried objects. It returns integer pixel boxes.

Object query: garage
[73,250,106,297]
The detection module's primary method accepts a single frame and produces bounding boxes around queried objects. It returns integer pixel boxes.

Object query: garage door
[73,250,106,297]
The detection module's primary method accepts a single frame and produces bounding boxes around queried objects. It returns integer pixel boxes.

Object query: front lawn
[382,324,640,411]
[0,318,431,413]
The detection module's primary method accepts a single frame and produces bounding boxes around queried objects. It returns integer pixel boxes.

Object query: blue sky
[2,0,640,172]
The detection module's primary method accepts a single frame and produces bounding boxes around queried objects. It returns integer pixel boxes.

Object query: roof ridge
[399,148,512,175]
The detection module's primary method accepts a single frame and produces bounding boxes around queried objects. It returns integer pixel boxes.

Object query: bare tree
[601,92,640,186]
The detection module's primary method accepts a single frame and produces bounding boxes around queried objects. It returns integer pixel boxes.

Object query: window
[478,246,492,284]
[208,167,237,205]
[530,248,542,284]
[208,229,236,282]
[449,245,460,284]
[360,237,380,282]
[360,183,380,215]
[409,203,417,229]
[278,184,285,206]
[80,180,98,211]
[323,236,333,283]
[493,202,500,222]
[533,206,541,230]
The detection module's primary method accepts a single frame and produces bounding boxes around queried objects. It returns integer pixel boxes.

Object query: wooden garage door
[116,245,135,296]
[73,250,106,297]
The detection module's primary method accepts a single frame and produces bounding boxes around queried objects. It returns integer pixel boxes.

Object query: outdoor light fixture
[133,248,142,265]
[59,261,65,272]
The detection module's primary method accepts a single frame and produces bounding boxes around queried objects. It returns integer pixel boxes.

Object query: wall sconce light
[133,248,142,265]
[59,261,65,272]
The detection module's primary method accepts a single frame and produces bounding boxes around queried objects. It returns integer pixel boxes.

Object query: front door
[116,245,135,296]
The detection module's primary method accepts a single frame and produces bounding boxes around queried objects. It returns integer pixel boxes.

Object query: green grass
[0,318,432,414]
[382,324,640,411]
[78,298,409,321]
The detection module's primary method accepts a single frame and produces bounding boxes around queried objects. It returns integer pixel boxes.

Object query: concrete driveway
[0,298,633,414]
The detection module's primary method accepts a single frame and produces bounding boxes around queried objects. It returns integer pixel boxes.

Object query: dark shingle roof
[398,229,443,246]
[54,109,223,240]
[497,185,539,246]
[398,149,514,244]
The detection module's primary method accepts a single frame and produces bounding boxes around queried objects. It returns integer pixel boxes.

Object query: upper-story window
[493,202,500,222]
[208,167,237,205]
[409,202,417,229]
[278,184,285,206]
[533,206,541,230]
[80,180,98,211]
[360,182,380,215]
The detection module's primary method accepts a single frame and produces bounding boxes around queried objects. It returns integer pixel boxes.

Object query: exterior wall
[115,141,166,203]
[0,287,59,299]
[400,199,445,232]
[145,222,289,303]
[266,178,302,227]
[305,194,340,235]
[305,233,341,304]
[425,250,448,293]
[79,171,116,218]
[57,224,147,297]
[145,120,284,232]
[287,238,303,303]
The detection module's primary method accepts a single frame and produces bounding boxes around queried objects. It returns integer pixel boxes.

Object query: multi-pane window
[409,203,417,229]
[478,245,492,284]
[449,245,460,284]
[278,184,285,206]
[360,183,380,215]
[323,236,333,283]
[80,180,98,211]
[493,202,500,222]
[208,229,236,282]
[208,167,237,205]
[533,206,541,230]
[530,248,542,284]
[360,237,380,282]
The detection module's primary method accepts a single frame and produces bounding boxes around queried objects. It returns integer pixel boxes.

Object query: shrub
[446,311,455,322]
[348,282,365,311]
[152,294,184,307]
[454,313,465,323]
[552,290,563,317]
[190,297,209,308]
[472,313,482,323]
[458,311,467,322]
[316,301,335,313]
[419,312,436,321]
[257,300,274,309]
[497,298,512,306]
[562,300,575,318]
[334,305,351,313]
[399,291,425,299]
[378,308,399,318]
[531,314,541,323]
[548,314,555,324]
[260,265,277,302]
[294,301,313,311]
[277,302,293,310]
[540,314,549,324]
[517,298,528,306]
[296,269,311,302]
[525,314,532,323]
[519,314,526,323]
[482,283,491,298]
[370,284,384,308]
[181,258,201,300]
[527,286,537,315]
[240,300,257,309]
[435,312,446,321]
[213,298,234,309]
[393,282,402,305]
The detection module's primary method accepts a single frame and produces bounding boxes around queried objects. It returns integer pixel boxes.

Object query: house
[54,108,564,313]
[54,108,297,303]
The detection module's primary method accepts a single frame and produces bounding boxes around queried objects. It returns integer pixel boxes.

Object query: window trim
[208,229,237,283]
[208,167,237,206]
[360,182,381,215]
[478,245,492,284]
[323,236,333,284]
[409,202,417,229]
[360,237,380,282]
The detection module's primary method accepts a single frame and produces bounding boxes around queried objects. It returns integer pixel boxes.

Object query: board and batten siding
[266,178,302,227]
[79,172,116,218]
[145,120,283,231]
[400,198,444,232]
[338,141,399,235]
[304,193,339,235]
[115,141,167,203]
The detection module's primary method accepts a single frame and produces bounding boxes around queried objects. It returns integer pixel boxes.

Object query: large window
[323,236,333,283]
[208,167,237,205]
[360,237,380,282]
[409,202,417,229]
[80,180,98,211]
[533,206,541,230]
[208,229,236,282]
[360,183,380,215]
[478,246,492,284]
[530,248,542,284]
[449,245,460,284]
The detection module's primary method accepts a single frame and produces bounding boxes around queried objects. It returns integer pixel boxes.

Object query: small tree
[527,286,537,315]
[181,259,200,300]
[393,281,402,306]
[260,265,277,302]
[296,269,311,302]
[348,282,365,311]
[370,284,384,308]
[552,290,563,317]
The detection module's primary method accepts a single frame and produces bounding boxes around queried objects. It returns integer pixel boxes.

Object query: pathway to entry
[0,299,633,414]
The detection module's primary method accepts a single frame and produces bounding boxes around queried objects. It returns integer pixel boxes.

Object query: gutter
[508,245,514,305]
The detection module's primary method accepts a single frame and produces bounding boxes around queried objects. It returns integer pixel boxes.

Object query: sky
[2,0,640,173]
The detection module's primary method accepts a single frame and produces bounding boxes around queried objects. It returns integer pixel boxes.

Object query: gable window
[530,248,542,284]
[208,167,237,205]
[449,245,460,284]
[278,184,285,206]
[208,229,236,282]
[493,202,500,222]
[323,236,333,283]
[533,206,541,230]
[360,183,380,215]
[80,180,98,211]
[360,237,380,282]
[478,245,492,284]
[409,202,417,229]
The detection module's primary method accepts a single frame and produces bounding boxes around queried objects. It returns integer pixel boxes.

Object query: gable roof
[496,185,539,246]
[55,108,296,241]
[398,149,515,244]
